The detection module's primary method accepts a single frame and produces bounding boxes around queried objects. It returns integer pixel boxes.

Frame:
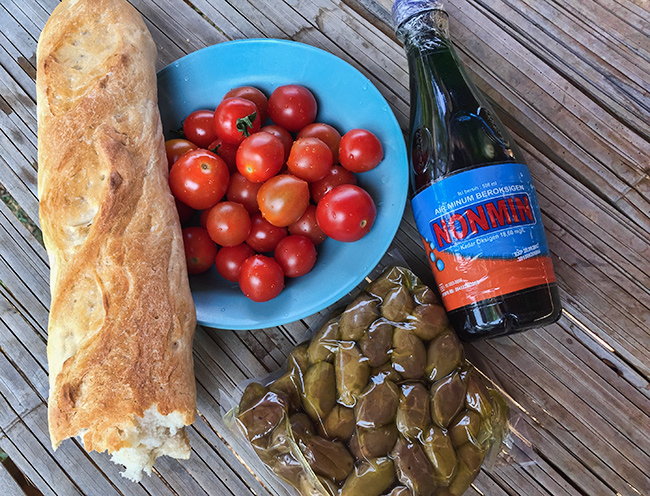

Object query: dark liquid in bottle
[401,10,561,340]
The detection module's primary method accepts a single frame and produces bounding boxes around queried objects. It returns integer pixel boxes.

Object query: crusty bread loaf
[36,0,197,481]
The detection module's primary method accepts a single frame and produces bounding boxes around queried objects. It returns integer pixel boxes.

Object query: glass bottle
[393,0,562,340]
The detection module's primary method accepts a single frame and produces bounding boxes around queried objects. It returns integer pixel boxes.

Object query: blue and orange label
[412,163,556,311]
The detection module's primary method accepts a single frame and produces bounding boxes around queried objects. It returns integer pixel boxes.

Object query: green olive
[430,371,466,428]
[355,378,400,429]
[339,294,380,341]
[300,436,354,482]
[359,318,394,367]
[391,436,439,496]
[391,327,426,379]
[287,344,310,377]
[336,341,371,407]
[357,424,399,458]
[307,316,340,364]
[365,266,411,300]
[412,283,437,305]
[298,473,338,496]
[268,371,302,412]
[465,369,493,418]
[425,332,463,383]
[271,452,303,487]
[340,457,396,496]
[396,382,430,440]
[321,404,355,441]
[370,361,403,383]
[302,362,336,423]
[449,409,482,447]
[420,425,458,485]
[237,386,287,444]
[381,284,415,322]
[406,304,451,341]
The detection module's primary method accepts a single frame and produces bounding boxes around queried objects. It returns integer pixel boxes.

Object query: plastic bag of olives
[229,266,510,496]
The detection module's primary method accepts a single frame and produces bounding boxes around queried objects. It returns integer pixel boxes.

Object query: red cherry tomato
[339,128,384,173]
[236,132,285,183]
[205,201,251,247]
[288,204,327,246]
[287,137,333,183]
[224,86,269,124]
[297,123,341,164]
[267,84,317,133]
[260,124,294,162]
[208,138,238,174]
[246,213,288,253]
[238,255,285,302]
[274,235,317,277]
[257,174,310,227]
[316,184,376,242]
[309,165,358,203]
[165,139,198,169]
[175,198,195,224]
[182,227,217,275]
[183,110,219,148]
[169,149,230,210]
[215,243,255,282]
[213,97,261,145]
[226,172,262,215]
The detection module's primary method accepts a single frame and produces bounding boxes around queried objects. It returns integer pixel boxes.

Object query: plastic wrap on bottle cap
[224,264,513,496]
[392,0,445,29]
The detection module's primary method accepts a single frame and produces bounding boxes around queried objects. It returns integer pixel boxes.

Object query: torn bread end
[106,406,191,482]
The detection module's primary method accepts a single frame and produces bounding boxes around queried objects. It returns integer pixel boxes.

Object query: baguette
[36,0,197,481]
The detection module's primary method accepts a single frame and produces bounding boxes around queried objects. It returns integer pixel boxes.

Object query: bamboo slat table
[1,0,649,495]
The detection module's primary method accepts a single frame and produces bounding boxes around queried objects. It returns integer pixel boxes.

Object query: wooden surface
[1,0,649,495]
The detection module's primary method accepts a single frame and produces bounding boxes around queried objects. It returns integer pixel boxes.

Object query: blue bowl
[157,39,408,330]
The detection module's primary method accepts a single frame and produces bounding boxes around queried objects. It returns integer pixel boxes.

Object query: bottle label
[411,163,556,311]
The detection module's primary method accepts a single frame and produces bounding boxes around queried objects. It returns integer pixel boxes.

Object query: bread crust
[37,0,196,456]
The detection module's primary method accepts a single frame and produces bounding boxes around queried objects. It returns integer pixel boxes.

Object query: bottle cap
[392,0,444,29]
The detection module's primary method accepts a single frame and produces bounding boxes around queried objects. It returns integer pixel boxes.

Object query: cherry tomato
[208,138,238,174]
[213,97,261,145]
[309,165,358,203]
[226,172,262,214]
[183,110,218,148]
[165,139,198,169]
[182,227,217,275]
[316,184,376,242]
[274,235,317,278]
[287,137,333,183]
[246,213,288,253]
[205,201,251,247]
[236,132,285,183]
[215,243,255,282]
[260,124,293,162]
[288,204,327,246]
[169,149,230,210]
[339,129,384,173]
[297,123,341,164]
[257,174,310,227]
[175,198,195,224]
[224,86,269,124]
[267,84,317,133]
[238,255,285,302]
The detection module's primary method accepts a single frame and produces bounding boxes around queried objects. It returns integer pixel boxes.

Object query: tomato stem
[236,111,258,137]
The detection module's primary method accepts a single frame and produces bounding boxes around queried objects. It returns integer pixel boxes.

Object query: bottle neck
[396,9,451,53]
[399,8,519,192]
